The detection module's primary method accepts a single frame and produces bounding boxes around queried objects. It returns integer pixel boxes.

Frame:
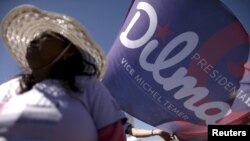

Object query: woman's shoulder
[75,75,101,87]
[74,75,108,96]
[0,77,21,89]
[0,77,21,98]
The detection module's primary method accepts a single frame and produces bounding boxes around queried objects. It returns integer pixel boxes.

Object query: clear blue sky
[0,1,249,141]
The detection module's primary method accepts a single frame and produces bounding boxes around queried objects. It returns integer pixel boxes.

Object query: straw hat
[1,4,106,79]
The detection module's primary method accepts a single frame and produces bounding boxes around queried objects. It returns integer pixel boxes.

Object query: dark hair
[19,31,98,94]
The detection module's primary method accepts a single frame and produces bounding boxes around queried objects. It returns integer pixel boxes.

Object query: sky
[0,0,249,141]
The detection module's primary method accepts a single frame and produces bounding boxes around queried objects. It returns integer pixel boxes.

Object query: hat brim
[1,4,106,79]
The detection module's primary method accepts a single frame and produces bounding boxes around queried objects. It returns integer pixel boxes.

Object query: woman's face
[26,32,69,70]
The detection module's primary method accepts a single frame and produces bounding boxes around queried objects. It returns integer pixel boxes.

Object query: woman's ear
[63,44,78,59]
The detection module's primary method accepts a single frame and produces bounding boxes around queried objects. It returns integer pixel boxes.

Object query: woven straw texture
[1,4,106,79]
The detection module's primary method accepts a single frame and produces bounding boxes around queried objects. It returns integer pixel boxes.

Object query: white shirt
[0,76,125,141]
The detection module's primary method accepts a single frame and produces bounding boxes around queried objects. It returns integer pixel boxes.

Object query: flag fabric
[103,0,250,140]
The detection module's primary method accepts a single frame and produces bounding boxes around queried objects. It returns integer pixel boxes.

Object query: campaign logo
[103,0,249,140]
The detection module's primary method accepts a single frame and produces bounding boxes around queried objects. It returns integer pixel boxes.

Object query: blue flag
[103,0,249,140]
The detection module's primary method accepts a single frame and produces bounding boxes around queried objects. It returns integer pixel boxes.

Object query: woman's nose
[30,39,39,45]
[27,39,41,51]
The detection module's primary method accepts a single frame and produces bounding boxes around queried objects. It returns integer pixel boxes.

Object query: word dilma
[119,1,232,124]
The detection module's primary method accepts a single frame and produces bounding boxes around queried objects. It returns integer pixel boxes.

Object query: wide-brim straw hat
[1,4,106,79]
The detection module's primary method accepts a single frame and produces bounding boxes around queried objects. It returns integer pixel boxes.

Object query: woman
[0,4,126,141]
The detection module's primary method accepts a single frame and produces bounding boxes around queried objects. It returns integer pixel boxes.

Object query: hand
[152,129,175,141]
